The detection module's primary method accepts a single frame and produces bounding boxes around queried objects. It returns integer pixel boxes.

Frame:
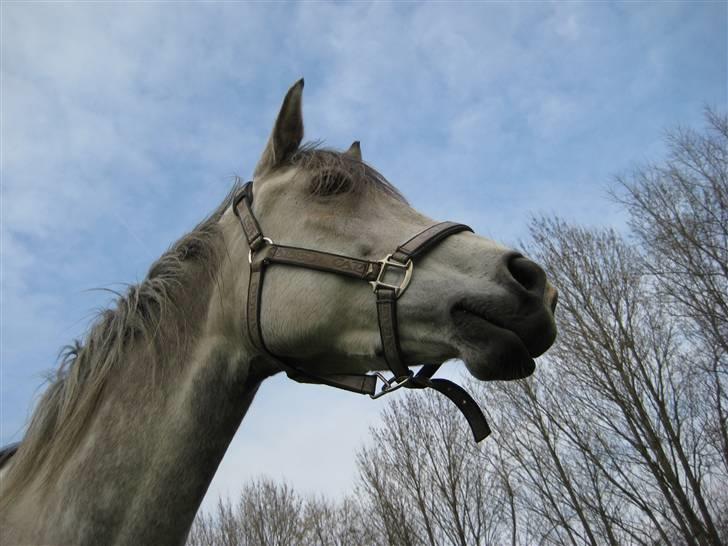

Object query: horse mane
[1,181,242,501]
[1,144,401,502]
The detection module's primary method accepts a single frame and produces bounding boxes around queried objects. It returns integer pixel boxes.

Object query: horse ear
[344,141,362,161]
[254,79,305,178]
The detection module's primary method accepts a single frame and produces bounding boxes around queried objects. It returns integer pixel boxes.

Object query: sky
[1,1,726,511]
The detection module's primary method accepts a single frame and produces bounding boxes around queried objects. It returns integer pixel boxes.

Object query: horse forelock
[287,143,407,203]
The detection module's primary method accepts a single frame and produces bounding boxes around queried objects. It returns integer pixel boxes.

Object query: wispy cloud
[2,0,725,506]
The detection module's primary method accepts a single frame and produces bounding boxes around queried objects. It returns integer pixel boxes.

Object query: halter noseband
[234,182,490,442]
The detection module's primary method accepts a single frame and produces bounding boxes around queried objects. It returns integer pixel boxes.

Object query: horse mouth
[451,303,543,381]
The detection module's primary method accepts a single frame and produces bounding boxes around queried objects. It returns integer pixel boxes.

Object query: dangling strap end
[426,378,492,442]
[473,419,492,442]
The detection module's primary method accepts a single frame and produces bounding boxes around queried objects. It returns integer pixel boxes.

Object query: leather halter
[234,182,490,442]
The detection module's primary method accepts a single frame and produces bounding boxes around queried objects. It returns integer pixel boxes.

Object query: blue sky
[2,1,725,509]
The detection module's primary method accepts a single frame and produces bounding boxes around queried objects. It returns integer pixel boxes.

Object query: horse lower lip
[452,307,534,357]
[452,299,557,358]
[451,307,536,380]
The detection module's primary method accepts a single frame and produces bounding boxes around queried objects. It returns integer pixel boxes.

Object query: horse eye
[311,172,353,197]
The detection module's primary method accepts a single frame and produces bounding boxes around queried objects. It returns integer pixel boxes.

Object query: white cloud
[2,0,724,516]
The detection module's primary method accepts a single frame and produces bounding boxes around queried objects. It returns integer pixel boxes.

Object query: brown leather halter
[234,182,490,442]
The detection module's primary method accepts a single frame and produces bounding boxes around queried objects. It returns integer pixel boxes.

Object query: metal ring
[369,254,414,298]
[370,372,413,399]
[248,237,273,264]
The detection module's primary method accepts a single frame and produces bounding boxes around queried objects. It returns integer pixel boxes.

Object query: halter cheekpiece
[234,181,491,442]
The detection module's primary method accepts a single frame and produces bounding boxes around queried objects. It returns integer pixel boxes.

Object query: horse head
[223,80,557,388]
[1,79,559,545]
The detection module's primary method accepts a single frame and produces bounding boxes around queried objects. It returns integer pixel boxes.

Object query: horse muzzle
[450,254,558,380]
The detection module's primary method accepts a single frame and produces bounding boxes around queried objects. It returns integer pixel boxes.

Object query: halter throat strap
[233,182,490,442]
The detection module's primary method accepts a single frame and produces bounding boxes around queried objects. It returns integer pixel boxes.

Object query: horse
[0,80,557,545]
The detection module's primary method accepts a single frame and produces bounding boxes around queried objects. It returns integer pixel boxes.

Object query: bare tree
[481,111,728,546]
[356,111,728,546]
[614,110,728,475]
[187,479,374,546]
[187,478,305,546]
[355,391,512,546]
[484,211,724,545]
[189,111,726,546]
[303,495,377,546]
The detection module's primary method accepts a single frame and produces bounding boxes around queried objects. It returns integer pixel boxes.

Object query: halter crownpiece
[234,181,491,442]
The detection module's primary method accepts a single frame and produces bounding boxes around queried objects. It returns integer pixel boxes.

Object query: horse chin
[452,309,537,381]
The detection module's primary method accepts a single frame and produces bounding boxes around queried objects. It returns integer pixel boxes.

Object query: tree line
[188,111,727,546]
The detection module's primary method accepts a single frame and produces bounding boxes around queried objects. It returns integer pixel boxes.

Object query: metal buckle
[248,237,274,264]
[369,254,413,298]
[369,372,413,399]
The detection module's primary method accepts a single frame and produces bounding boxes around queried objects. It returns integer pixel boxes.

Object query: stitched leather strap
[290,372,378,395]
[267,245,380,281]
[376,287,410,379]
[374,222,473,382]
[373,222,489,441]
[249,256,377,395]
[247,261,267,353]
[234,183,265,251]
[236,183,491,441]
[391,221,473,263]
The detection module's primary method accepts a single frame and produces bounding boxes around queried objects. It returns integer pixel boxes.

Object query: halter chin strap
[234,182,491,442]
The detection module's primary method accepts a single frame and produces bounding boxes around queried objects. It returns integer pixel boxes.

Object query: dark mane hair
[0,182,242,502]
[2,145,400,503]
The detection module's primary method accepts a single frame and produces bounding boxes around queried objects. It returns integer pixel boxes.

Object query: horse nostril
[507,256,547,298]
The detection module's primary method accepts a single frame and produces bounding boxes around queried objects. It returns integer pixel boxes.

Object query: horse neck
[5,215,271,545]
